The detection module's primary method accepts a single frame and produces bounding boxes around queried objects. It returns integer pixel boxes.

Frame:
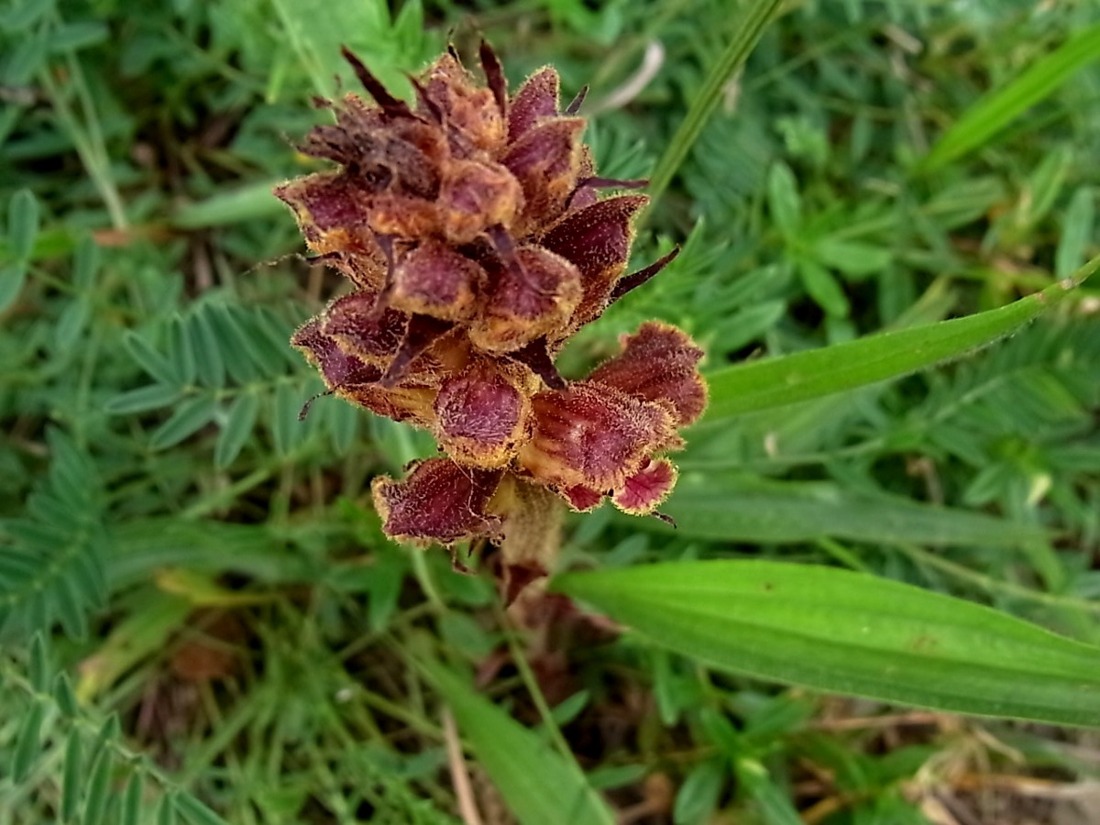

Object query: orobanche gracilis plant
[277,43,706,593]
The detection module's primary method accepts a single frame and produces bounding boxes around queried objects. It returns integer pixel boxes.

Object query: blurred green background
[2,0,1099,822]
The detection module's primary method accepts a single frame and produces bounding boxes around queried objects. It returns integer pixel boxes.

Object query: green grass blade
[645,0,783,212]
[640,477,1045,548]
[551,561,1100,727]
[921,23,1100,171]
[703,256,1097,420]
[423,661,616,825]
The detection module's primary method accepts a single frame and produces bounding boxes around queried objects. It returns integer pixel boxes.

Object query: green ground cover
[2,1,1100,822]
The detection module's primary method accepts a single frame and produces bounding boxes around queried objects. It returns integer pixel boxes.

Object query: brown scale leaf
[502,117,586,234]
[338,380,436,427]
[507,67,560,140]
[439,159,523,244]
[469,246,582,354]
[433,359,534,469]
[540,194,649,337]
[291,318,382,388]
[390,240,485,321]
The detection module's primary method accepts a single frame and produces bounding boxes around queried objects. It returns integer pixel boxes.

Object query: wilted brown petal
[519,382,679,492]
[507,67,560,140]
[540,194,648,336]
[390,240,485,320]
[587,321,708,426]
[470,246,582,353]
[291,318,382,388]
[433,360,532,468]
[612,458,677,514]
[372,458,503,544]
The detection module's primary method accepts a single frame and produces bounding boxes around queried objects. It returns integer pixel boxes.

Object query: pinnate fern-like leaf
[0,430,107,641]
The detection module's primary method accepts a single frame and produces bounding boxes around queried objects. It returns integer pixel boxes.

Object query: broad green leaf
[812,238,892,278]
[189,307,226,388]
[169,316,197,386]
[54,671,78,715]
[29,632,49,691]
[0,262,27,312]
[10,697,45,781]
[46,21,110,52]
[423,661,615,825]
[270,381,305,458]
[268,0,422,100]
[797,258,849,317]
[710,300,787,354]
[73,235,101,290]
[156,794,177,825]
[150,395,218,450]
[1055,187,1095,279]
[123,331,179,386]
[646,476,1044,548]
[552,561,1100,727]
[83,747,112,825]
[736,759,802,825]
[215,391,260,468]
[703,258,1096,420]
[767,162,801,237]
[105,384,184,415]
[0,0,52,32]
[672,758,725,825]
[8,188,39,261]
[174,793,231,825]
[922,23,1100,171]
[61,728,82,821]
[121,773,144,825]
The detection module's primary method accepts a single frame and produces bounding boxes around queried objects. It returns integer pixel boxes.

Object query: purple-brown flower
[278,43,706,572]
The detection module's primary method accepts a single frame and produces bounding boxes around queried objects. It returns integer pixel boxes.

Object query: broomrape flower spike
[278,42,706,589]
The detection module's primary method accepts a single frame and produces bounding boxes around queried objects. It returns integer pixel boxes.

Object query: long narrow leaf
[922,23,1100,171]
[645,0,783,212]
[423,662,615,825]
[639,477,1044,548]
[551,561,1100,727]
[703,257,1097,420]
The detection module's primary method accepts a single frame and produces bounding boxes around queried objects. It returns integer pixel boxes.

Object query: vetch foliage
[0,431,106,642]
[2,2,1100,823]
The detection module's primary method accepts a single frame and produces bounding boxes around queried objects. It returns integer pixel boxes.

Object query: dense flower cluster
[277,43,706,561]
